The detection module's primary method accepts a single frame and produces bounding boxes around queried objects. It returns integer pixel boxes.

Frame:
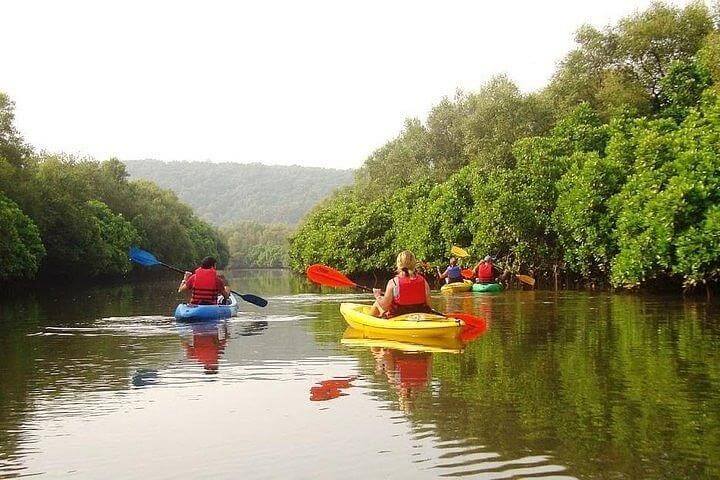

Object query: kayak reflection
[341,325,488,412]
[182,321,228,374]
[341,327,466,353]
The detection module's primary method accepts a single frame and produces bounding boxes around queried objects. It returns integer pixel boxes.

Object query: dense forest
[0,96,228,282]
[222,221,293,269]
[123,160,354,226]
[290,2,720,290]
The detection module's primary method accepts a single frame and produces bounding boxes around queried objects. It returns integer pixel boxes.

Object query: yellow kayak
[440,279,473,293]
[339,303,464,339]
[341,327,464,353]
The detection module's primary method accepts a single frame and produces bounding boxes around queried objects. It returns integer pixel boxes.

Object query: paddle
[306,264,373,292]
[516,274,536,287]
[306,264,486,328]
[461,268,474,280]
[129,247,268,307]
[451,245,470,258]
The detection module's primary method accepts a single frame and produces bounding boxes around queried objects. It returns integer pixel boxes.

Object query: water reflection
[181,321,229,374]
[0,271,719,479]
[372,348,432,413]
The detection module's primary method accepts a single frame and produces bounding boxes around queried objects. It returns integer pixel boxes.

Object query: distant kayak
[174,294,238,322]
[440,279,473,293]
[340,303,463,338]
[471,283,503,293]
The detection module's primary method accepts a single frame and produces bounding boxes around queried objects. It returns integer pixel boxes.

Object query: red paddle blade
[461,268,474,279]
[306,264,358,288]
[446,312,487,330]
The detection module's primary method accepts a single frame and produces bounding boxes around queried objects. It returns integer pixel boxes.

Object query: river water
[1,270,719,479]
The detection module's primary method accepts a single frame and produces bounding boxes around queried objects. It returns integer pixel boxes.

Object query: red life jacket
[393,274,427,306]
[476,262,494,282]
[190,267,220,305]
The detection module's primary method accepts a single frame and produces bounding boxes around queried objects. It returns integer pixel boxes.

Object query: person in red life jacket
[370,250,433,318]
[439,257,464,284]
[178,256,230,305]
[473,255,495,284]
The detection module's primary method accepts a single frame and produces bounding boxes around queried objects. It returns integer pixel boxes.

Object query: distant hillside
[124,160,354,226]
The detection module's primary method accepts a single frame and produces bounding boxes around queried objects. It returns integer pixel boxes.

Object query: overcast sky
[2,0,692,169]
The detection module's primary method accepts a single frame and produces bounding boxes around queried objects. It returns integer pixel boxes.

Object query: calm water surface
[1,270,719,479]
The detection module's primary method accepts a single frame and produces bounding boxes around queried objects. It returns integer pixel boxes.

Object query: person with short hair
[473,255,495,284]
[370,250,433,318]
[178,256,230,305]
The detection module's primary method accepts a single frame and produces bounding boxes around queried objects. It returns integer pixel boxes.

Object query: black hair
[201,256,217,269]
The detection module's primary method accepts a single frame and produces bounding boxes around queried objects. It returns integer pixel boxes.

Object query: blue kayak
[174,294,239,322]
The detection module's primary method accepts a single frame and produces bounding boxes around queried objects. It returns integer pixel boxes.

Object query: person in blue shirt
[439,257,464,284]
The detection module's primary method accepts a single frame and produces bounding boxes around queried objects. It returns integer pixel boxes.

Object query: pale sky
[2,0,692,169]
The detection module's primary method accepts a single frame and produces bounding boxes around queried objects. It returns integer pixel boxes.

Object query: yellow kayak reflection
[341,327,465,354]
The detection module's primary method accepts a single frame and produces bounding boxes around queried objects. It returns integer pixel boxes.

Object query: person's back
[442,258,463,284]
[390,273,431,316]
[371,250,433,318]
[188,267,222,304]
[475,256,495,283]
[179,256,229,305]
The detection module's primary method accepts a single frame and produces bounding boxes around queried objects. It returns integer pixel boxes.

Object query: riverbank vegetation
[290,2,720,290]
[223,221,292,268]
[0,95,228,281]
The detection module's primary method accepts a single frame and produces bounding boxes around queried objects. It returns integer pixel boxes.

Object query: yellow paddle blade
[516,274,536,286]
[451,245,470,258]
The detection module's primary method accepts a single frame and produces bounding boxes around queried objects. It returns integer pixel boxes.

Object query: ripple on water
[33,316,176,338]
[269,293,370,304]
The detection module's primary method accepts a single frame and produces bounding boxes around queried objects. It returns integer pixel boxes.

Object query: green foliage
[290,2,720,291]
[0,194,45,280]
[463,75,554,168]
[223,221,293,268]
[355,76,555,204]
[355,118,433,200]
[125,180,227,270]
[547,2,715,117]
[289,189,395,273]
[698,31,720,88]
[85,200,139,276]
[610,94,720,287]
[124,160,353,226]
[0,93,31,168]
[0,97,229,280]
[658,59,712,120]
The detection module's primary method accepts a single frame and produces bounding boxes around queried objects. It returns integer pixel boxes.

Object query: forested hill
[123,160,354,226]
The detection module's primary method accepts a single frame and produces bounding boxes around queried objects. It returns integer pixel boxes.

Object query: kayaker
[370,250,433,318]
[178,256,230,305]
[439,257,464,284]
[473,255,495,284]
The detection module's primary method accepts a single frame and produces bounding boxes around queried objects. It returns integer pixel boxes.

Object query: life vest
[190,267,220,305]
[476,262,494,282]
[446,265,462,281]
[393,274,427,305]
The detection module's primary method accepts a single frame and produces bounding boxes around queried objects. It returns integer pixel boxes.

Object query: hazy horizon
[123,158,355,171]
[3,0,693,169]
